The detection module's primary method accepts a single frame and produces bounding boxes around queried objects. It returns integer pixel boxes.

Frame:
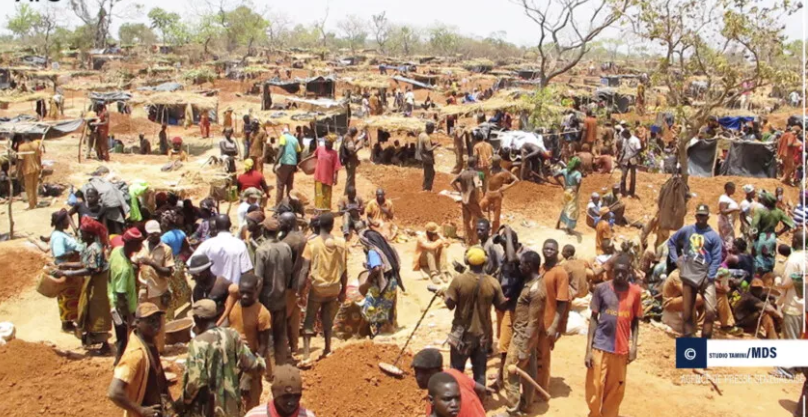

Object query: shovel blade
[379,362,403,377]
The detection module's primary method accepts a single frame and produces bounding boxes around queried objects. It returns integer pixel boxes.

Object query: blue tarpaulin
[718,116,754,131]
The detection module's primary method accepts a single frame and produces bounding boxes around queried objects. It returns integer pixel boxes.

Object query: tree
[118,23,157,45]
[518,0,629,87]
[68,0,133,49]
[224,6,268,55]
[390,25,420,56]
[427,24,460,56]
[147,7,180,44]
[266,10,292,50]
[34,9,61,66]
[631,0,800,184]
[313,7,330,49]
[338,15,368,54]
[6,4,41,39]
[371,12,390,53]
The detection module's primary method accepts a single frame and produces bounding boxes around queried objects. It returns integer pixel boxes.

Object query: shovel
[379,286,441,377]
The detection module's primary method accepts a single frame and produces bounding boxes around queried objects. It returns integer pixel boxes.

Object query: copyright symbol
[684,348,697,361]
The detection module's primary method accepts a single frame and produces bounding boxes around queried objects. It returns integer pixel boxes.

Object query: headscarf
[243,158,254,170]
[359,229,404,292]
[51,209,68,228]
[759,191,776,208]
[80,216,109,246]
[171,136,183,146]
[567,156,581,171]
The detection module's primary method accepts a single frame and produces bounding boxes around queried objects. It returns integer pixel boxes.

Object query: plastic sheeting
[496,130,547,152]
[686,139,718,177]
[0,118,83,135]
[717,116,754,131]
[137,82,183,92]
[719,140,777,178]
[391,75,435,90]
[89,91,132,103]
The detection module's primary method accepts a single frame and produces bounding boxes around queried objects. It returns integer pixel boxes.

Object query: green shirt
[108,247,137,314]
[181,326,263,417]
[278,133,301,166]
[752,207,794,235]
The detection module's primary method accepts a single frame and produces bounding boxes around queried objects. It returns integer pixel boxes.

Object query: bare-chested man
[481,155,520,232]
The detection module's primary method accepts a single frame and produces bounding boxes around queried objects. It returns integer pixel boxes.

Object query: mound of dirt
[303,342,424,417]
[359,165,460,228]
[0,246,48,303]
[0,340,119,417]
[108,112,159,138]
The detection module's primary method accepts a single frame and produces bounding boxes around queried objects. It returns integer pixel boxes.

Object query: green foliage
[6,4,42,38]
[119,23,157,46]
[223,6,269,49]
[523,86,566,128]
[148,7,181,43]
[182,68,217,84]
[427,24,459,56]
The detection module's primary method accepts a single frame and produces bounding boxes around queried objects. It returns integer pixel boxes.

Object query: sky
[2,0,805,47]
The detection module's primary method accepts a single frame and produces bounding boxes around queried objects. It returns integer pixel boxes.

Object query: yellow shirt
[112,333,150,417]
[302,235,348,299]
[366,199,394,222]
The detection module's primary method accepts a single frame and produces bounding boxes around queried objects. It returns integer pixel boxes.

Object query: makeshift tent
[410,73,439,86]
[516,69,541,80]
[144,92,218,126]
[391,75,435,90]
[264,96,351,136]
[719,140,777,178]
[717,116,755,131]
[0,116,83,139]
[686,138,718,177]
[137,82,183,92]
[594,88,633,113]
[264,76,336,98]
[787,115,807,128]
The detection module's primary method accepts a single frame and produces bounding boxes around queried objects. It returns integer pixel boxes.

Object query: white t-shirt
[237,201,251,229]
[778,250,805,317]
[405,91,414,104]
[718,194,739,226]
[586,200,601,220]
[621,136,642,161]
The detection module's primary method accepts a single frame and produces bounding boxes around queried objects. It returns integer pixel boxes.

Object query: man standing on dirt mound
[452,155,484,246]
[417,121,440,192]
[667,204,723,339]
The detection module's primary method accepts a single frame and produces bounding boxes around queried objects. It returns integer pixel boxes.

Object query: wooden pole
[7,140,14,239]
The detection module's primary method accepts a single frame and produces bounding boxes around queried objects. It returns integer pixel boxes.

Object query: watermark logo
[683,348,697,361]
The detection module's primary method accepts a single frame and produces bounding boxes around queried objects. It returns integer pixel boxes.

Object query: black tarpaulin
[687,139,718,177]
[0,118,83,135]
[719,140,777,178]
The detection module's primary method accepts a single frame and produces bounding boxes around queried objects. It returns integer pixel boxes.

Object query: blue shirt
[667,224,723,280]
[49,230,83,264]
[367,249,383,269]
[161,229,186,256]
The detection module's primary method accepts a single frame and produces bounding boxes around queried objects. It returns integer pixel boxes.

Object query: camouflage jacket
[181,326,265,417]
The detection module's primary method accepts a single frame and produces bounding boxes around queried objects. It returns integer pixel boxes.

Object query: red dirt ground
[303,342,424,417]
[0,247,48,303]
[0,340,119,417]
[359,164,461,229]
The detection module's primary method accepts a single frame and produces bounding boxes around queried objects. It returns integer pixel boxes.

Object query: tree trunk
[678,135,690,185]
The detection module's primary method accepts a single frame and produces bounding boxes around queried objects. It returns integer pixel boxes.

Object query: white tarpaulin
[497,130,547,152]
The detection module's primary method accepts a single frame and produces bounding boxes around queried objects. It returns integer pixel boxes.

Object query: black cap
[696,204,710,215]
[412,348,443,369]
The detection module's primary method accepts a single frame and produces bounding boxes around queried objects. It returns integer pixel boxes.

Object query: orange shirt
[228,302,271,353]
[17,140,42,176]
[541,264,571,329]
[595,219,613,255]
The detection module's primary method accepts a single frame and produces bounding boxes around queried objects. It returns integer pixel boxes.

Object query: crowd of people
[14,70,803,417]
